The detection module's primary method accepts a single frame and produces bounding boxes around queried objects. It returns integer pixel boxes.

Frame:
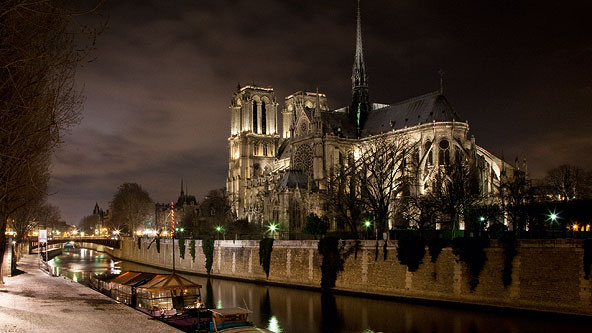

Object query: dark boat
[91,271,270,332]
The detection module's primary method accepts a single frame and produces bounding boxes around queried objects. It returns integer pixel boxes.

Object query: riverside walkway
[0,254,179,332]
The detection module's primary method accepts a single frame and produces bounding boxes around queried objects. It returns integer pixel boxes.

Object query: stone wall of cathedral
[228,86,506,232]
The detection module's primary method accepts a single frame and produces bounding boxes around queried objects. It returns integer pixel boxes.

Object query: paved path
[0,254,180,332]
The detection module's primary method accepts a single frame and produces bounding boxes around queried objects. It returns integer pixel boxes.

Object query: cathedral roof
[277,139,291,159]
[320,111,358,138]
[275,170,309,190]
[361,91,464,137]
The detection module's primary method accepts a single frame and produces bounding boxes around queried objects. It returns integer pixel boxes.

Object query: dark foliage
[452,237,490,291]
[259,238,274,278]
[427,238,448,263]
[500,233,517,286]
[584,239,592,279]
[179,239,186,260]
[396,237,427,272]
[302,214,329,237]
[318,236,344,290]
[202,238,215,274]
[189,239,196,261]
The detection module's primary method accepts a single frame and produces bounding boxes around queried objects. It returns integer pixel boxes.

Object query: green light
[479,216,485,222]
[548,210,560,222]
[267,316,282,333]
[215,226,222,232]
[179,228,184,232]
[364,220,371,228]
[268,223,278,232]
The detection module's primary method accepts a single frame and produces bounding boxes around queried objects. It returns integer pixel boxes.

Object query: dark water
[48,248,591,333]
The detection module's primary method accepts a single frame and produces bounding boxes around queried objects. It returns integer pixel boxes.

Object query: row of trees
[82,183,240,239]
[321,136,592,239]
[1,1,103,281]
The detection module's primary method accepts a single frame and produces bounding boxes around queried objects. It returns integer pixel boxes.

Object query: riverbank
[98,238,592,317]
[0,254,179,333]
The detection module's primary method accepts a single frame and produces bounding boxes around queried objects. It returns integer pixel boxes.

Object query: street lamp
[363,220,372,240]
[215,225,224,240]
[267,223,279,239]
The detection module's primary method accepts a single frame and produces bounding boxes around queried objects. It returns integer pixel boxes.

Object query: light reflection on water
[49,248,592,333]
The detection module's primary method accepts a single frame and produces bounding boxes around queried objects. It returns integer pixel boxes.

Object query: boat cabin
[135,273,202,314]
[109,271,157,305]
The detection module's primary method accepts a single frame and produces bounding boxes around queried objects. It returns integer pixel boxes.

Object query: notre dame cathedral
[226,3,508,233]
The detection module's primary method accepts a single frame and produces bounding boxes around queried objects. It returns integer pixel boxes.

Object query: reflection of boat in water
[90,271,272,332]
[63,241,76,250]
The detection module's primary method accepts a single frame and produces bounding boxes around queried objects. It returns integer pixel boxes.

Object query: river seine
[48,248,590,333]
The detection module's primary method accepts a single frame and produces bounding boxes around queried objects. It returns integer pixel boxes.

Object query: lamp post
[267,223,278,239]
[215,226,224,240]
[363,220,372,240]
[548,210,560,237]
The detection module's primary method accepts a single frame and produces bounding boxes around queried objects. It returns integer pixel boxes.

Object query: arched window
[439,139,450,165]
[252,101,258,133]
[261,102,267,134]
[425,141,433,166]
[253,143,259,156]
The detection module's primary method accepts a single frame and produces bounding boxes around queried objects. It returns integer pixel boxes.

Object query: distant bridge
[29,237,120,251]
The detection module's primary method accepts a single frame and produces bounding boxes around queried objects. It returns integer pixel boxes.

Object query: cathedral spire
[352,0,367,90]
[350,0,370,137]
[180,178,184,196]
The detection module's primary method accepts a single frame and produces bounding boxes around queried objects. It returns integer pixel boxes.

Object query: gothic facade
[226,3,508,233]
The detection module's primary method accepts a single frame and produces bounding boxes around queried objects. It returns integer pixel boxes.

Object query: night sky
[48,0,592,225]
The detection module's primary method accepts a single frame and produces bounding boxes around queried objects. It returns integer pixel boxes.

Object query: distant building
[227,3,511,233]
[155,180,198,234]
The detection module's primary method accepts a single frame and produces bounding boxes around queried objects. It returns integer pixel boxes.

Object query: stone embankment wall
[93,239,591,316]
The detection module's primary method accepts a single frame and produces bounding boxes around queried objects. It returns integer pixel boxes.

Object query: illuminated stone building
[226,3,509,233]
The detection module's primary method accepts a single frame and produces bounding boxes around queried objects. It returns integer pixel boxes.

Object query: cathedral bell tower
[351,0,370,137]
[227,85,280,220]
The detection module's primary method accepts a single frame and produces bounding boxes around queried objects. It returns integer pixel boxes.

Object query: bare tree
[400,194,439,232]
[199,189,233,230]
[10,200,61,244]
[110,183,154,236]
[500,169,532,235]
[323,158,364,237]
[358,137,412,236]
[430,158,481,236]
[0,0,103,282]
[79,214,99,234]
[544,164,587,201]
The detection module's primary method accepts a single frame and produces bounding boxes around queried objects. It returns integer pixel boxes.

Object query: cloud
[48,0,592,225]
